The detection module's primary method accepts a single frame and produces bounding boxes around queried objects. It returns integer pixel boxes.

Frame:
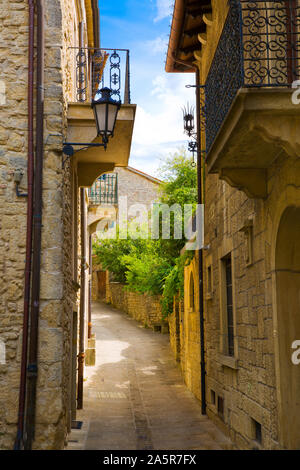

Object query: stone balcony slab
[206,88,300,199]
[67,102,136,186]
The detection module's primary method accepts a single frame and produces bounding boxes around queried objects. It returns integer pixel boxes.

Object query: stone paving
[66,301,233,450]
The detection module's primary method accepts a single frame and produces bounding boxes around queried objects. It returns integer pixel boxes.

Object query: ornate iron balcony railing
[204,0,300,154]
[72,47,131,104]
[88,173,118,206]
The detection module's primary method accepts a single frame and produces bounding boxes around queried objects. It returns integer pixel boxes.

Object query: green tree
[93,150,197,317]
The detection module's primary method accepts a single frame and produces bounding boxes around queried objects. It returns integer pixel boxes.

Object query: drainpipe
[14,0,35,450]
[172,53,207,414]
[77,188,86,409]
[88,234,92,339]
[24,0,45,450]
[195,68,206,415]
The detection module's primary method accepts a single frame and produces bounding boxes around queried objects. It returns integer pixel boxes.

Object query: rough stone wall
[88,167,160,237]
[0,0,81,450]
[177,148,300,449]
[201,149,300,449]
[114,167,160,212]
[0,0,29,448]
[168,308,177,360]
[32,0,80,450]
[170,0,300,451]
[180,253,203,404]
[106,280,165,330]
[168,297,184,364]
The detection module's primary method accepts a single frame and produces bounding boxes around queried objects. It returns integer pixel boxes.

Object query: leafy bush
[93,151,197,316]
[161,252,194,318]
[93,237,146,283]
[123,250,172,296]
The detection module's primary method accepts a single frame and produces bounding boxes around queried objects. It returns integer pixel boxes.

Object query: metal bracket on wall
[62,142,106,169]
[184,84,206,162]
[14,169,28,198]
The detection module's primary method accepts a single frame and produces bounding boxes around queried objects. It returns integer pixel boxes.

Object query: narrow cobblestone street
[67,301,232,450]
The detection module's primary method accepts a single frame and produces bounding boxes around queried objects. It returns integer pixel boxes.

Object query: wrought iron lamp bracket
[184,84,206,166]
[185,85,206,89]
[62,141,107,168]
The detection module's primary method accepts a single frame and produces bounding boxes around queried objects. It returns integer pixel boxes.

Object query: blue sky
[99,0,196,178]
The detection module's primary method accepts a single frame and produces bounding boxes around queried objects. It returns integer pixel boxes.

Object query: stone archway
[275,206,300,449]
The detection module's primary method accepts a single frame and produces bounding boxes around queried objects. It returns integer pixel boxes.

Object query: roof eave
[166,0,212,74]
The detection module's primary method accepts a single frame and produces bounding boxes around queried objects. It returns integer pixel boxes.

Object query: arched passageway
[275,206,300,449]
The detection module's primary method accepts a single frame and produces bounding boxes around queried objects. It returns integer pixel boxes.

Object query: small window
[211,390,216,405]
[189,272,195,311]
[245,226,253,266]
[252,419,262,444]
[217,396,224,419]
[207,265,212,293]
[224,254,234,356]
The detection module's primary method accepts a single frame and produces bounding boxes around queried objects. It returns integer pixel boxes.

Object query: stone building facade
[0,0,135,450]
[90,167,161,301]
[88,166,161,235]
[166,0,300,450]
[106,280,166,332]
[115,166,161,212]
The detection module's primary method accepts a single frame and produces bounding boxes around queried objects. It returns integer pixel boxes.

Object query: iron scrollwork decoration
[183,86,206,165]
[183,102,197,165]
[205,0,243,154]
[205,0,300,155]
[92,50,108,99]
[188,141,198,165]
[75,47,131,105]
[242,0,300,87]
[88,173,118,205]
[76,49,88,102]
[110,51,121,102]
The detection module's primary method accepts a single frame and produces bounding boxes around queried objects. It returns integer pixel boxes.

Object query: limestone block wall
[0,0,81,450]
[177,254,203,404]
[0,0,29,440]
[202,148,300,449]
[106,279,165,330]
[88,167,160,239]
[170,147,300,449]
[114,167,160,212]
[168,297,184,364]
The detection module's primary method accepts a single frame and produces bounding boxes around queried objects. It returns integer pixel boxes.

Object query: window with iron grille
[224,254,234,357]
[204,1,300,155]
[88,173,118,205]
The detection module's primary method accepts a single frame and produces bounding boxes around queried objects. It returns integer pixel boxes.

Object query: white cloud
[129,72,196,176]
[145,36,168,55]
[154,0,173,22]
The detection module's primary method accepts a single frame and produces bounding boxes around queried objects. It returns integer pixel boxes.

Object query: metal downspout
[88,234,92,340]
[24,0,45,450]
[77,188,87,410]
[196,68,206,415]
[171,54,206,414]
[14,0,35,450]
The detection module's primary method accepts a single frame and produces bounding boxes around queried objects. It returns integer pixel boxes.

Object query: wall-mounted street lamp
[183,103,195,138]
[63,87,121,166]
[182,103,197,166]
